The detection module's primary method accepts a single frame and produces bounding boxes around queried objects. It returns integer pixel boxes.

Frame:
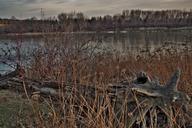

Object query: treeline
[0,18,58,33]
[0,9,192,34]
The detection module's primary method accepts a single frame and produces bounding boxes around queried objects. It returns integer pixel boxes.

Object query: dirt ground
[0,90,33,128]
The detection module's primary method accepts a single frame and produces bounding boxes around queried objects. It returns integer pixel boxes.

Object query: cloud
[16,0,38,4]
[0,0,191,18]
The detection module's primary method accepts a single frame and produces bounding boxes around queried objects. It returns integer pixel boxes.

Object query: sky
[0,0,192,19]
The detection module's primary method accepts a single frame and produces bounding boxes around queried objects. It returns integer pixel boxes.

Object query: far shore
[0,27,192,37]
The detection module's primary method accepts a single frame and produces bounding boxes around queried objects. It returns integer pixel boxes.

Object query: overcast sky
[0,0,192,19]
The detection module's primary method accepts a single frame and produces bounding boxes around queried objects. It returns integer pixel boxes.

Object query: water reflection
[0,29,192,74]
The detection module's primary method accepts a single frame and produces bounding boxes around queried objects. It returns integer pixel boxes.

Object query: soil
[0,90,33,128]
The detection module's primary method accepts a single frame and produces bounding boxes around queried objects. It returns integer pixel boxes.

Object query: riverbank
[1,63,192,127]
[0,27,192,37]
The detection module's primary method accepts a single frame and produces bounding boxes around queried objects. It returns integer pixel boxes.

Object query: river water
[0,29,192,74]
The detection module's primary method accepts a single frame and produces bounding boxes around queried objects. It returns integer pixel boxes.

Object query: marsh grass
[28,37,192,92]
[6,34,192,127]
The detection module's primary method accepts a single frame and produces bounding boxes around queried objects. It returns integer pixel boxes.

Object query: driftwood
[0,66,192,127]
[0,65,131,98]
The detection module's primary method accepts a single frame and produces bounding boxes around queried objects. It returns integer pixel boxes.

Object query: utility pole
[41,8,45,20]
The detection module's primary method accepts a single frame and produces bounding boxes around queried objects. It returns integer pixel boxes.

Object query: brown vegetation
[16,38,191,127]
[27,39,192,95]
[1,33,192,127]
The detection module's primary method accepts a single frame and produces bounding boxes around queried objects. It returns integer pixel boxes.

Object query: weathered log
[0,67,190,107]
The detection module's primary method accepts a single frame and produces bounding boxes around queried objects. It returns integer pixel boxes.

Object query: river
[0,28,192,74]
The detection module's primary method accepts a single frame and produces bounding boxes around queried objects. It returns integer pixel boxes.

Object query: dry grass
[16,36,192,128]
[27,40,192,94]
